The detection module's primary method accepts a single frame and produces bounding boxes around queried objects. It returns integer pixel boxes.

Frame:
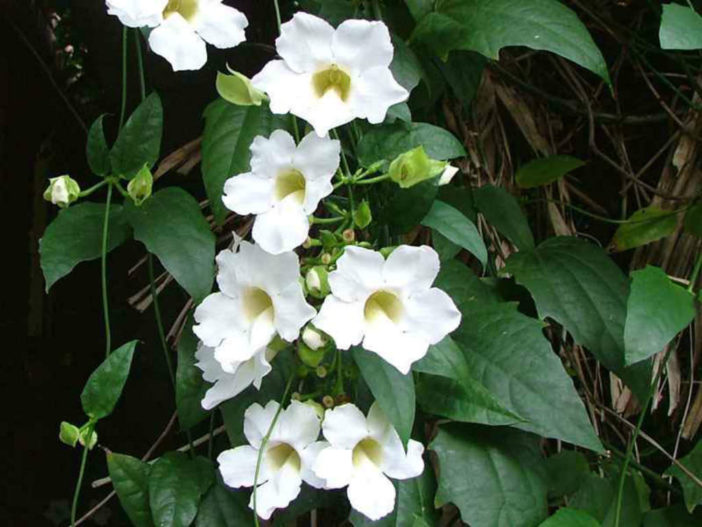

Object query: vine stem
[688,253,702,293]
[70,422,96,526]
[148,254,176,389]
[273,0,282,30]
[134,29,146,101]
[252,373,295,526]
[101,184,113,357]
[118,26,128,130]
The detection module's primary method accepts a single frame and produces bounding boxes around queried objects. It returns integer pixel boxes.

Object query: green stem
[78,179,109,198]
[252,373,295,526]
[334,349,344,395]
[355,173,391,185]
[70,421,96,526]
[134,29,146,101]
[273,0,282,30]
[118,26,128,130]
[372,0,383,20]
[311,215,345,225]
[148,254,176,389]
[689,253,702,293]
[101,185,113,357]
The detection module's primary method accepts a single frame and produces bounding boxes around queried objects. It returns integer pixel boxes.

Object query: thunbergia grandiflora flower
[106,0,248,71]
[313,245,461,374]
[252,12,408,136]
[313,402,424,521]
[222,130,341,254]
[218,401,326,519]
[195,344,277,410]
[193,241,315,371]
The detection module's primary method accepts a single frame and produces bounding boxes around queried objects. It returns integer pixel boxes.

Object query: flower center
[242,287,274,322]
[266,442,301,472]
[364,291,404,324]
[163,0,199,21]
[274,169,306,204]
[312,65,352,102]
[352,438,383,470]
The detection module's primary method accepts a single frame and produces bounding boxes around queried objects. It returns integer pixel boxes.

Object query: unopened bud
[316,365,328,378]
[342,229,355,242]
[438,164,460,186]
[353,200,372,229]
[298,340,326,368]
[322,395,335,408]
[78,427,98,450]
[302,326,327,351]
[216,70,266,106]
[305,266,330,298]
[44,175,80,208]
[127,165,153,206]
[321,253,332,265]
[291,392,302,401]
[59,421,80,448]
[388,146,447,189]
[304,400,325,420]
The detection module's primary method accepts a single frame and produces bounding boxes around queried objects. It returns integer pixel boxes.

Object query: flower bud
[322,395,335,408]
[302,326,328,351]
[127,165,153,206]
[216,70,266,106]
[78,427,98,450]
[44,175,80,208]
[291,392,302,401]
[59,421,80,448]
[321,253,332,265]
[388,146,447,189]
[342,229,355,242]
[353,200,372,229]
[438,164,460,186]
[304,400,325,420]
[305,266,330,298]
[298,340,326,368]
[316,365,328,378]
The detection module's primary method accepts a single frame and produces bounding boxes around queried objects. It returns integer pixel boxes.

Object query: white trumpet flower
[106,0,248,71]
[223,130,340,254]
[193,241,315,370]
[313,402,424,521]
[313,245,461,374]
[218,401,326,520]
[252,12,408,136]
[195,344,277,410]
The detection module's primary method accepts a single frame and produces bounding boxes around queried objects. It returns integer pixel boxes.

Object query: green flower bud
[302,326,328,351]
[216,70,266,106]
[127,165,153,206]
[298,340,326,368]
[353,200,373,229]
[79,427,98,450]
[379,246,398,259]
[388,146,447,189]
[322,395,335,408]
[306,266,330,298]
[316,365,328,379]
[44,175,80,208]
[342,229,355,242]
[59,421,81,448]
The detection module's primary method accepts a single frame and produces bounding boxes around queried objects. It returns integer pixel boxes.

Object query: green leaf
[201,100,289,224]
[660,4,702,50]
[515,155,586,188]
[433,259,502,309]
[357,122,465,169]
[545,450,591,498]
[195,481,249,527]
[612,206,678,252]
[505,236,652,400]
[405,0,433,21]
[349,468,439,527]
[86,114,111,177]
[378,179,439,235]
[421,200,487,266]
[644,505,702,527]
[81,341,137,420]
[436,51,487,107]
[386,102,412,123]
[413,0,611,85]
[352,347,415,447]
[149,452,207,527]
[431,231,461,262]
[453,302,602,451]
[125,188,215,303]
[176,316,209,430]
[539,509,600,527]
[40,203,131,291]
[110,93,163,179]
[624,266,696,365]
[665,441,702,513]
[570,471,644,527]
[683,202,702,237]
[431,424,548,527]
[473,185,535,250]
[107,453,154,527]
[391,35,423,93]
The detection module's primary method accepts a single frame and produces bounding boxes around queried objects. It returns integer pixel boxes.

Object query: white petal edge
[148,14,208,71]
[222,172,275,216]
[194,0,248,49]
[321,403,369,449]
[347,471,396,521]
[275,12,334,73]
[313,296,365,350]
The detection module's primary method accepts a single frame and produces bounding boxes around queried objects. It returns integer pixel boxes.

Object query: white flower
[223,130,340,254]
[252,13,409,137]
[438,165,460,186]
[195,344,277,410]
[193,241,316,370]
[302,326,327,351]
[218,401,326,520]
[313,245,461,374]
[313,402,424,521]
[106,0,248,71]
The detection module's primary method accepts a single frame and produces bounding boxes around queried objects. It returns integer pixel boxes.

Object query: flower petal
[274,401,321,449]
[252,197,310,254]
[402,288,462,345]
[381,439,425,481]
[383,245,440,294]
[231,241,302,295]
[293,132,341,181]
[330,246,385,302]
[295,91,355,138]
[276,12,334,73]
[148,14,208,71]
[321,403,368,449]
[222,172,275,216]
[194,0,248,49]
[362,321,429,374]
[193,292,246,348]
[272,285,317,342]
[313,296,365,350]
[106,0,166,28]
[349,66,409,124]
[250,464,302,520]
[302,178,334,215]
[312,446,354,489]
[218,445,261,488]
[244,401,280,448]
[347,471,396,521]
[252,61,313,116]
[301,441,329,489]
[332,19,394,75]
[250,130,298,177]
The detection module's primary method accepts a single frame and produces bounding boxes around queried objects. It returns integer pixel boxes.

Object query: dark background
[1,1,274,524]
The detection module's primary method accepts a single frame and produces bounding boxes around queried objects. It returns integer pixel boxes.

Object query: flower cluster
[106,3,462,521]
